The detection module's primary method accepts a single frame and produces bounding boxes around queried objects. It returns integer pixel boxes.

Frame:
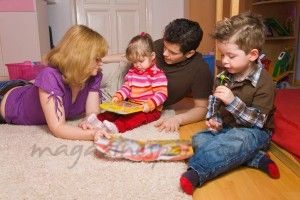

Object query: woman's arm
[85,91,100,116]
[39,89,103,140]
[78,91,102,130]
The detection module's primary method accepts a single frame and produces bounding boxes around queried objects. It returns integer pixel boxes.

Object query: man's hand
[155,116,182,132]
[205,118,223,133]
[213,86,235,105]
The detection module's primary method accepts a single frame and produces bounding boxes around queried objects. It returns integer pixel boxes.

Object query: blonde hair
[43,25,108,87]
[212,12,265,54]
[126,33,154,62]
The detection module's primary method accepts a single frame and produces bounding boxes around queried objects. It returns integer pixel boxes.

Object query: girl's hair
[211,12,265,54]
[43,25,108,87]
[126,32,154,62]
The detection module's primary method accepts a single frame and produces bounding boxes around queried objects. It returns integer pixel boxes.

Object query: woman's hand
[213,86,235,105]
[205,118,222,133]
[78,113,104,130]
[155,116,182,132]
[94,129,112,142]
[78,119,95,130]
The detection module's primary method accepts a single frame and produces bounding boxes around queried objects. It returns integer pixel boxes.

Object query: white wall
[0,0,49,80]
[47,0,186,45]
[148,0,186,40]
[47,0,74,46]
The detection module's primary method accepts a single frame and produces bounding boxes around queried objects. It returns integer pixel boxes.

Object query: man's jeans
[188,127,271,186]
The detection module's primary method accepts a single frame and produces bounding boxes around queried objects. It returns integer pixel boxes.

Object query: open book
[100,101,143,114]
[95,135,193,162]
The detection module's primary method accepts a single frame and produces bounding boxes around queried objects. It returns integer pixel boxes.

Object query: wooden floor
[179,121,300,200]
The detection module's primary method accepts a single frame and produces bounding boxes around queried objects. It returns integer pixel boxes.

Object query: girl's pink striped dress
[97,63,168,133]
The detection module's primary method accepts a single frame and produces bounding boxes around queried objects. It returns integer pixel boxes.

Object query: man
[154,18,213,132]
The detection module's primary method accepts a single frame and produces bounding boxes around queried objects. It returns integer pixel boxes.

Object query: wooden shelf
[272,70,293,82]
[266,36,295,40]
[252,0,297,6]
[250,0,298,85]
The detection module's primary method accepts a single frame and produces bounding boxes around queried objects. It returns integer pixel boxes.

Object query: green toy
[272,51,290,77]
[219,74,230,85]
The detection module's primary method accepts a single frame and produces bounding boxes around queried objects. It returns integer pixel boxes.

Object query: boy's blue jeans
[188,126,271,186]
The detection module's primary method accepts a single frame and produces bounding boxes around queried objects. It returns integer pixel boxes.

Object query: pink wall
[0,0,35,12]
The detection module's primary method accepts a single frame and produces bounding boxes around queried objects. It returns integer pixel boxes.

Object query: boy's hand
[206,118,223,133]
[214,86,235,105]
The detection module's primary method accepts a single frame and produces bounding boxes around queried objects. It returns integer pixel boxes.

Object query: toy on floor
[94,135,193,162]
[100,101,143,115]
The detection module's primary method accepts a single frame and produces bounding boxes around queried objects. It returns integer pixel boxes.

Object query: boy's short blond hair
[126,33,154,62]
[43,25,108,87]
[212,12,265,54]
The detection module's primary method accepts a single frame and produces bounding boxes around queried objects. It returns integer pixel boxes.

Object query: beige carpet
[0,110,190,200]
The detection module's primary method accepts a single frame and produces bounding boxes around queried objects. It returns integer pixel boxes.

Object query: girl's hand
[111,97,120,103]
[143,103,150,113]
[206,118,223,133]
[213,86,235,105]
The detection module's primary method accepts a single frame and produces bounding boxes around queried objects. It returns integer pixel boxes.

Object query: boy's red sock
[258,155,280,179]
[180,169,199,195]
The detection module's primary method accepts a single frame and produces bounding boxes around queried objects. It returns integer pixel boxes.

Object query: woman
[0,25,110,140]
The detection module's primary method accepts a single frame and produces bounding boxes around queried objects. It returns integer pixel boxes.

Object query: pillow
[100,61,130,102]
[272,89,300,158]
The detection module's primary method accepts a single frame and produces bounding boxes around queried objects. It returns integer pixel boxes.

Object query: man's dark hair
[163,18,203,54]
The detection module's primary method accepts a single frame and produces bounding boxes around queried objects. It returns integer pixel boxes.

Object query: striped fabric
[114,64,168,111]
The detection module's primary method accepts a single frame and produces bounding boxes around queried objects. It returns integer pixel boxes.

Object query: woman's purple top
[5,67,101,125]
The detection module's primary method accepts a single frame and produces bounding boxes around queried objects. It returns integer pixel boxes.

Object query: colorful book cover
[94,135,193,162]
[100,101,143,115]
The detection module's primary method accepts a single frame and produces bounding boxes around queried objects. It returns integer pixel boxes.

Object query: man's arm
[155,98,208,132]
[175,98,208,125]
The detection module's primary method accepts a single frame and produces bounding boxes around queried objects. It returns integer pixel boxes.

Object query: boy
[180,12,280,195]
